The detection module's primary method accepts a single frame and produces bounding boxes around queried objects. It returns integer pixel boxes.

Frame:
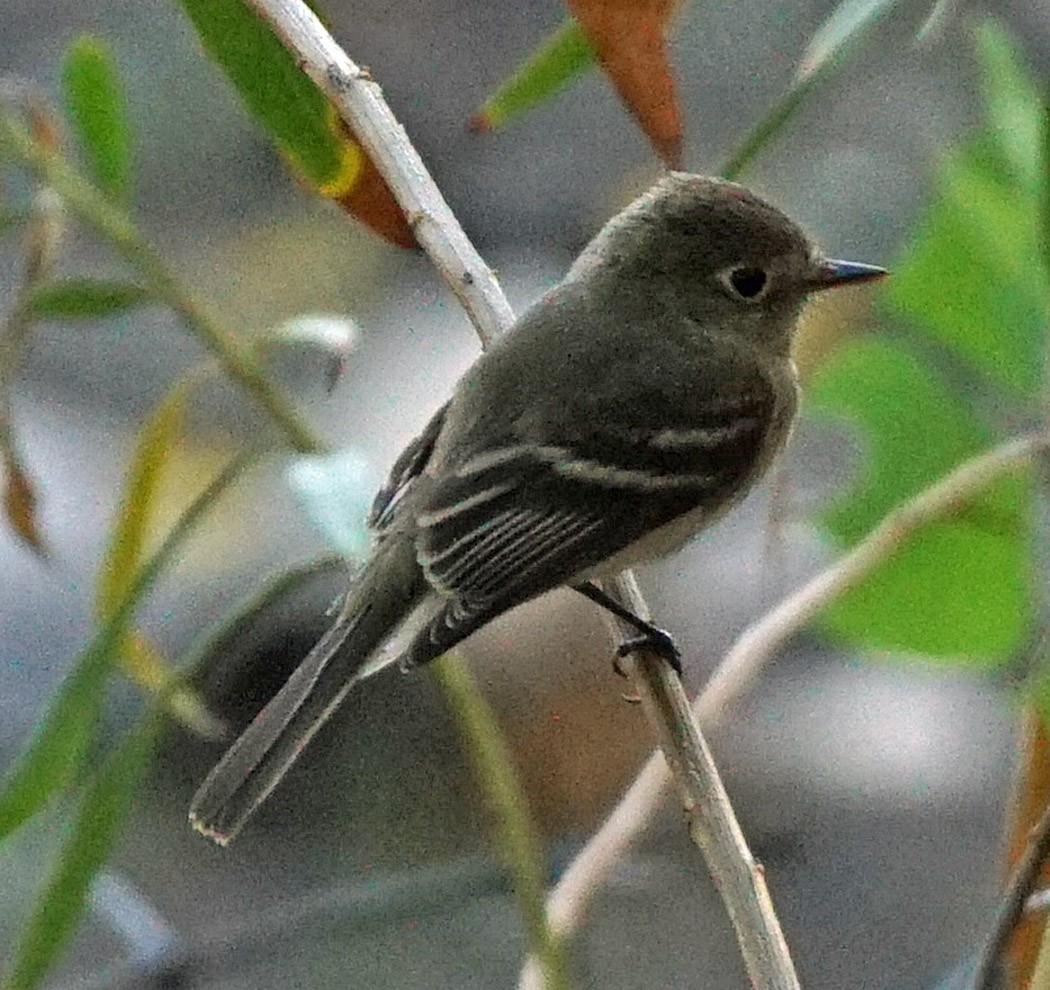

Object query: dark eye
[726,267,768,299]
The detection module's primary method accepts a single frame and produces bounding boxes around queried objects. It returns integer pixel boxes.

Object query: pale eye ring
[719,265,769,302]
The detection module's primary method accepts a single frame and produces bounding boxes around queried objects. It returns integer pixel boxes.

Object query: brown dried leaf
[566,0,683,168]
[2,449,47,556]
[325,116,416,248]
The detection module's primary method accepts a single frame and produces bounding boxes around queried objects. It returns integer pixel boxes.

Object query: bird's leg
[571,582,683,677]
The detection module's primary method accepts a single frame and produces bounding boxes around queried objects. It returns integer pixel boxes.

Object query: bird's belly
[576,501,713,581]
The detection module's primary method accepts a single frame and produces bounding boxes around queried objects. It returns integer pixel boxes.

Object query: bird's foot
[614,626,683,678]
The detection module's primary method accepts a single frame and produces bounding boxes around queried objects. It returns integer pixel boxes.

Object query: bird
[189,172,886,844]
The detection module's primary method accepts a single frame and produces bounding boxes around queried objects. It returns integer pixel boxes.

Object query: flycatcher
[190,173,886,844]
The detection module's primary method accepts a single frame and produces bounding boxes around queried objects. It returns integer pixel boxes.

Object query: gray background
[2,0,1048,987]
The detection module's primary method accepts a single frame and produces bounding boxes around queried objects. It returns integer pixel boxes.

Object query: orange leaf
[1006,707,1050,986]
[315,113,416,249]
[178,0,414,249]
[565,0,683,168]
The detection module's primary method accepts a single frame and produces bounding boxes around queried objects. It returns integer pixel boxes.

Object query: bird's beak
[808,258,888,292]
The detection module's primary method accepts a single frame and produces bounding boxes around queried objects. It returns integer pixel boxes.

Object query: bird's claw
[613,627,683,678]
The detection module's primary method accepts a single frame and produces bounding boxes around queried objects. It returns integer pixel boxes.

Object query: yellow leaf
[96,377,224,738]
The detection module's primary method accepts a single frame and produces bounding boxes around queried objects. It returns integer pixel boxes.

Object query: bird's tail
[188,535,429,845]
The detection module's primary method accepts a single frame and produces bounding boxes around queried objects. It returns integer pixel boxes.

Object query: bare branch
[611,577,799,990]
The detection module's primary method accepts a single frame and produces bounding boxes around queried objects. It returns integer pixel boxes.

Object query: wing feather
[396,348,785,668]
[370,401,449,533]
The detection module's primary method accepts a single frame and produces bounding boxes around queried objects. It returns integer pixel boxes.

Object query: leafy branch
[0,107,321,455]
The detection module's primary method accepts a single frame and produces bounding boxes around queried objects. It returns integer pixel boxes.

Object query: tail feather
[189,536,428,845]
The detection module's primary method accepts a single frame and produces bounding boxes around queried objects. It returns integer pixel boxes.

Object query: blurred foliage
[97,382,189,618]
[27,278,150,318]
[61,36,132,205]
[470,2,687,167]
[96,377,225,738]
[0,453,254,989]
[808,20,1046,665]
[175,0,414,246]
[472,0,906,178]
[810,340,1030,659]
[469,20,595,133]
[889,25,1043,398]
[0,3,1048,989]
[434,656,572,990]
[1,712,163,990]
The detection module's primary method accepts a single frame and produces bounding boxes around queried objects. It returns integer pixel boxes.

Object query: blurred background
[2,0,1049,987]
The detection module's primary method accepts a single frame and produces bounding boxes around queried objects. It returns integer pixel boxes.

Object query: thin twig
[433,657,573,990]
[0,108,320,455]
[974,798,1050,990]
[524,433,1047,988]
[609,572,799,990]
[237,3,564,986]
[242,4,804,989]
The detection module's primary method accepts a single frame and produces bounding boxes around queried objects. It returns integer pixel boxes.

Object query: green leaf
[974,20,1042,193]
[797,0,903,81]
[887,153,1045,397]
[0,669,97,843]
[176,0,344,188]
[1,712,162,990]
[28,279,151,319]
[0,451,254,842]
[808,338,1030,661]
[720,0,890,179]
[888,22,1047,397]
[469,19,595,132]
[61,36,132,204]
[92,380,224,738]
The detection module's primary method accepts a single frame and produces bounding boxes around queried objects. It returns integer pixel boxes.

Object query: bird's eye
[721,266,768,301]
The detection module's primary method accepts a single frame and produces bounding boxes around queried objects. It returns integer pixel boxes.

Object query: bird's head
[568,173,886,356]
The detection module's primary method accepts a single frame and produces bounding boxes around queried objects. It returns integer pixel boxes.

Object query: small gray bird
[190,173,885,844]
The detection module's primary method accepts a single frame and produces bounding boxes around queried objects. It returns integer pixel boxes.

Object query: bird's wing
[369,400,450,533]
[403,364,777,666]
